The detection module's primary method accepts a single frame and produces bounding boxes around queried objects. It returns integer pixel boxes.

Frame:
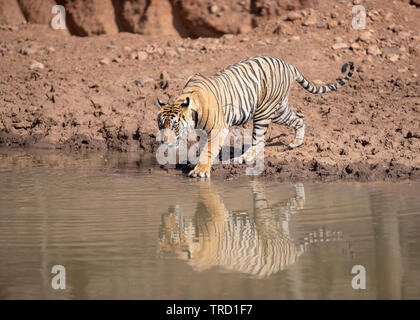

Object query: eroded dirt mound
[0,0,419,181]
[2,0,321,37]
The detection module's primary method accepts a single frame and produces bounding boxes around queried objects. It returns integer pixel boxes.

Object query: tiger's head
[155,96,196,148]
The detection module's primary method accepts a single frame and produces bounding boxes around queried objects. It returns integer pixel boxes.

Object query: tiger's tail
[293,62,354,94]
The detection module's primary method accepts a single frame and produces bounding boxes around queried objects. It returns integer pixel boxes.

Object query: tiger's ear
[181,97,190,108]
[155,98,165,108]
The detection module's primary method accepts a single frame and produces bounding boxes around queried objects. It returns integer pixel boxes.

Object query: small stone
[130,52,138,60]
[328,20,338,28]
[99,58,110,65]
[287,11,302,21]
[112,57,122,63]
[123,46,131,51]
[350,42,361,50]
[30,61,45,70]
[388,54,399,62]
[137,51,148,60]
[313,79,323,86]
[353,0,362,4]
[397,68,407,73]
[224,34,234,40]
[291,36,300,41]
[367,45,381,56]
[332,42,349,50]
[302,15,317,26]
[210,5,219,14]
[273,23,292,35]
[358,31,373,42]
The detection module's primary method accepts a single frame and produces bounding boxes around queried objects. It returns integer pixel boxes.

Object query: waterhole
[0,150,419,299]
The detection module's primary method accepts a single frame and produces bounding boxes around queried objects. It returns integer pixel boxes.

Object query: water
[0,150,419,299]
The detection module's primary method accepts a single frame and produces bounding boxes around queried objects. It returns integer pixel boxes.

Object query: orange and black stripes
[157,56,355,176]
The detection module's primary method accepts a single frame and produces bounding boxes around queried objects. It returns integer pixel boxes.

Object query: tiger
[156,56,354,178]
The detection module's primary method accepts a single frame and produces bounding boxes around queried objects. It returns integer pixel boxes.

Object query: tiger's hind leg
[272,98,305,151]
[233,119,270,164]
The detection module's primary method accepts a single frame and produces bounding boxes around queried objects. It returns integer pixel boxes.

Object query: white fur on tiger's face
[156,97,196,148]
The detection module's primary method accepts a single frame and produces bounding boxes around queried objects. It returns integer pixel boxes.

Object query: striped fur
[159,182,343,278]
[156,56,354,177]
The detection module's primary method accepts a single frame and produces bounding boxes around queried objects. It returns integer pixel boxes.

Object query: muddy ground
[0,0,419,181]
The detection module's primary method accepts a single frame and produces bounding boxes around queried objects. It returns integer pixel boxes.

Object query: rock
[353,0,362,4]
[99,58,110,65]
[286,11,302,21]
[332,42,349,50]
[210,5,219,14]
[137,51,148,61]
[30,61,45,70]
[123,46,131,51]
[313,79,323,86]
[302,15,317,27]
[350,42,361,50]
[367,44,381,56]
[358,31,373,43]
[112,57,123,63]
[273,22,292,35]
[389,54,399,62]
[328,20,338,29]
[47,47,56,53]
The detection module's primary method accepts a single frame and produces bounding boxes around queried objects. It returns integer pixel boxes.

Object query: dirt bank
[0,0,419,181]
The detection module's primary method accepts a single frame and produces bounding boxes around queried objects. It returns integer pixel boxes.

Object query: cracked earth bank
[0,0,419,181]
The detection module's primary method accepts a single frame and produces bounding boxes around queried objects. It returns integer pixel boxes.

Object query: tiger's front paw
[188,164,211,178]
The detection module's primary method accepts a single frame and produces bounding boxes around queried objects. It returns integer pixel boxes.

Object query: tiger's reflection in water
[158,182,342,278]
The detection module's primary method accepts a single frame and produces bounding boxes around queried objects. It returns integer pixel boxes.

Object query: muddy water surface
[0,150,419,299]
